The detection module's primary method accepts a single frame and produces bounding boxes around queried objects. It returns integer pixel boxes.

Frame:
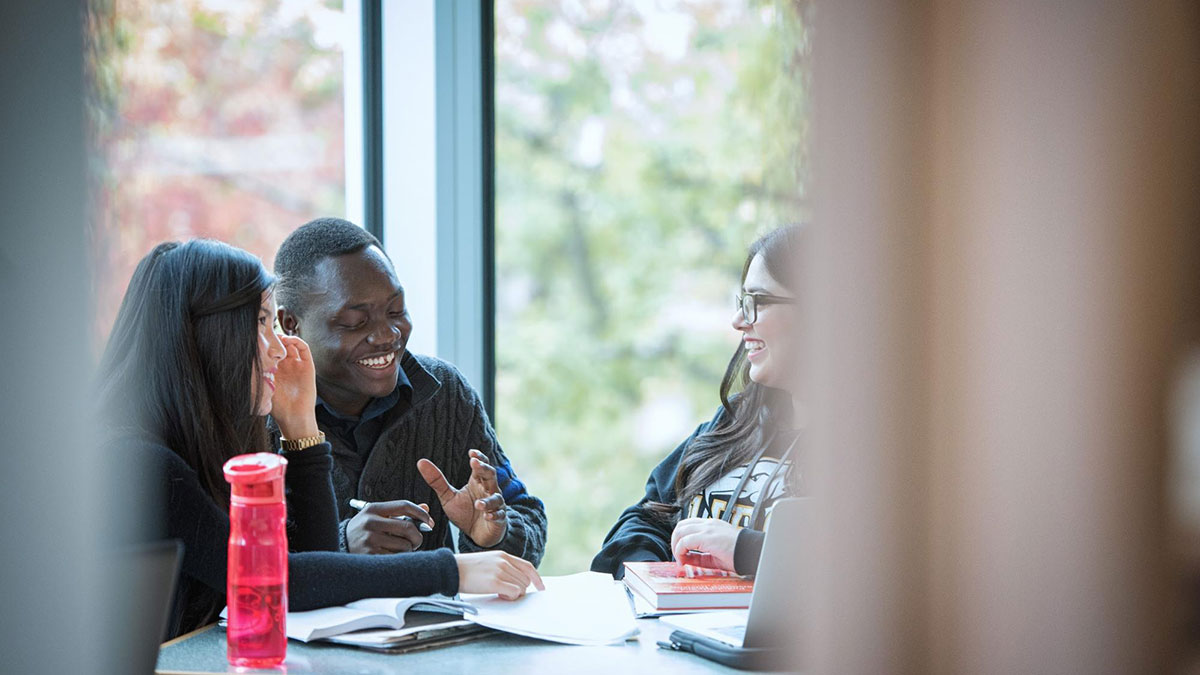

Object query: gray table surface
[156,617,779,674]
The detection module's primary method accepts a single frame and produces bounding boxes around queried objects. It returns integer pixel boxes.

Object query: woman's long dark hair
[99,240,275,507]
[653,225,804,519]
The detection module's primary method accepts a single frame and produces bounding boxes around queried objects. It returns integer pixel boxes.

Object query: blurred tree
[87,0,347,345]
[495,0,811,574]
[87,0,809,576]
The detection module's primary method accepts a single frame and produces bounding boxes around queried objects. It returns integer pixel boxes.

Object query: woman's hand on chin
[670,517,740,571]
[272,335,320,439]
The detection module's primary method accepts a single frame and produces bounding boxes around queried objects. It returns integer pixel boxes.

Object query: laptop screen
[743,498,809,650]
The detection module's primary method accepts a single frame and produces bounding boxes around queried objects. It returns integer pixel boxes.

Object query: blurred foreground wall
[806,0,1200,672]
[0,2,114,673]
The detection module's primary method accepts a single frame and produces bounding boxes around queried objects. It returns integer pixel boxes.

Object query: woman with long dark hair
[591,225,803,577]
[103,240,541,638]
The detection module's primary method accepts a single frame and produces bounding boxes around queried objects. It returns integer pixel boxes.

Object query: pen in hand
[348,498,434,533]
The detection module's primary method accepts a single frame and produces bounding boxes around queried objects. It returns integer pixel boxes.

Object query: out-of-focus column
[924,1,1198,672]
[808,0,933,672]
[809,0,1200,673]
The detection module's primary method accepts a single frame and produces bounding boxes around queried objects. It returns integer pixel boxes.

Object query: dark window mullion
[481,0,496,421]
[362,0,384,242]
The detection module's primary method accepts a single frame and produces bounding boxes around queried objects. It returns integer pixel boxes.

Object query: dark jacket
[590,405,799,578]
[135,436,458,639]
[324,352,547,566]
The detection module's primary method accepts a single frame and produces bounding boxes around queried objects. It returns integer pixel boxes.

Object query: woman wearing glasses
[591,225,803,577]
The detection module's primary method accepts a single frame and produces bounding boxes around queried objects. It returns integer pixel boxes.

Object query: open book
[287,595,473,642]
[223,572,638,647]
[321,612,488,653]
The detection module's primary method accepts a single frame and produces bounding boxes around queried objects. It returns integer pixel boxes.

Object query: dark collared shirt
[315,366,413,461]
[319,351,547,565]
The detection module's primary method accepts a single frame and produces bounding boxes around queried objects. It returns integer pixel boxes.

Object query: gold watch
[281,431,326,452]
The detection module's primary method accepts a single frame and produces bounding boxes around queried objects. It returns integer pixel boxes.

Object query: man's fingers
[416,458,456,503]
[373,535,416,554]
[363,514,424,549]
[382,526,422,552]
[468,450,501,490]
[474,493,504,513]
[468,456,499,486]
[369,529,419,553]
[362,512,416,536]
[468,454,497,476]
[365,499,434,527]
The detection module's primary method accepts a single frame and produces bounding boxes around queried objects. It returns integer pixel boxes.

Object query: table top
[156,616,777,674]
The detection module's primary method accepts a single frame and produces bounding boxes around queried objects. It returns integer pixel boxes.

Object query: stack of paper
[462,572,638,646]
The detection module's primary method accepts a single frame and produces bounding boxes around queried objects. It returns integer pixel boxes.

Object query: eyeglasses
[735,292,797,325]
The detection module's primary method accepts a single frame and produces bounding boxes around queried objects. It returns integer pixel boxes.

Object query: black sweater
[590,406,798,578]
[323,353,547,565]
[134,436,458,638]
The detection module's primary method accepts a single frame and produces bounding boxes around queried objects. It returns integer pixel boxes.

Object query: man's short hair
[274,217,385,315]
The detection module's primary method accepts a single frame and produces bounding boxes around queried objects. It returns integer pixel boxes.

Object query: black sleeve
[733,528,766,576]
[154,443,460,612]
[587,444,681,579]
[288,548,458,611]
[589,408,727,578]
[283,442,339,552]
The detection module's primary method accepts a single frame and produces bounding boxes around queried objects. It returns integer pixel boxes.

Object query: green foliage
[89,0,810,576]
[495,0,811,575]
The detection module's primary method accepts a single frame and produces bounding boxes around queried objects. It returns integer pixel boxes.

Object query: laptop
[660,497,809,650]
[102,540,184,675]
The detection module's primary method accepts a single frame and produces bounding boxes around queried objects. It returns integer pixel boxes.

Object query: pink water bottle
[223,453,288,668]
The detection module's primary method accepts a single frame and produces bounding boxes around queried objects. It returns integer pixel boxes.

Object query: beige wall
[807,0,1200,672]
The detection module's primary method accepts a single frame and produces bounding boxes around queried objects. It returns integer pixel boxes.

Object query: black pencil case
[661,629,794,671]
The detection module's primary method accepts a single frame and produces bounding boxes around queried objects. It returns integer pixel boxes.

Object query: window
[85,0,811,575]
[494,0,811,573]
[88,0,356,339]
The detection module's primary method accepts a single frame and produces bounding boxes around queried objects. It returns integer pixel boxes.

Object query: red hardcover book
[622,562,755,611]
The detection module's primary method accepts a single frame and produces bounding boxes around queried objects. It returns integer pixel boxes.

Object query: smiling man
[272,218,546,566]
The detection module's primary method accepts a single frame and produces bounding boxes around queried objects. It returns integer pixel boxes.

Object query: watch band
[280,431,326,452]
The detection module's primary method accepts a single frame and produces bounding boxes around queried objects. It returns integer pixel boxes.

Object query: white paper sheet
[460,572,639,646]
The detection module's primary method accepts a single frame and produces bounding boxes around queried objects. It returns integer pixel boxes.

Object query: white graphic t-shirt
[685,455,794,530]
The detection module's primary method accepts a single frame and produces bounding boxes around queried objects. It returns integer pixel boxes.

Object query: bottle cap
[223,452,287,505]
